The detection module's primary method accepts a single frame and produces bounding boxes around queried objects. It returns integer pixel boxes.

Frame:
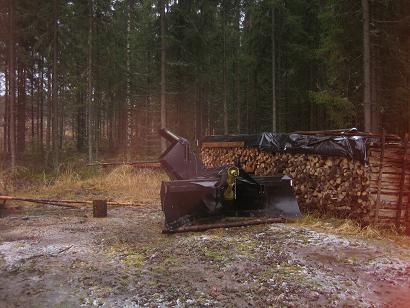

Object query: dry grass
[0,166,32,193]
[4,165,168,205]
[296,213,410,247]
[102,166,167,203]
[2,163,410,245]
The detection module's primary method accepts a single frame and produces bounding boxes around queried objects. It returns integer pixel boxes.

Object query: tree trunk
[38,57,44,153]
[160,0,167,152]
[59,80,64,151]
[4,60,9,154]
[126,0,132,159]
[407,33,410,133]
[246,72,250,133]
[30,64,35,151]
[370,1,380,133]
[362,0,372,132]
[223,1,228,135]
[235,0,241,134]
[8,0,16,169]
[94,85,101,160]
[271,7,277,133]
[77,91,86,152]
[46,67,51,155]
[87,0,94,163]
[16,66,26,156]
[193,80,197,139]
[52,0,59,166]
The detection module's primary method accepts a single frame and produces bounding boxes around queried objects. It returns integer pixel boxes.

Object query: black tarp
[201,132,378,162]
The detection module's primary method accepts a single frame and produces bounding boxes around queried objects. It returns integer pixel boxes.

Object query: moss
[151,264,166,275]
[54,302,77,308]
[162,255,178,267]
[343,256,358,265]
[123,253,145,268]
[146,279,159,288]
[202,246,231,264]
[0,255,5,269]
[106,243,147,270]
[257,261,325,292]
[234,240,258,258]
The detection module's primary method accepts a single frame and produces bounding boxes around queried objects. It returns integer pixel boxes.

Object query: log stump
[93,200,107,218]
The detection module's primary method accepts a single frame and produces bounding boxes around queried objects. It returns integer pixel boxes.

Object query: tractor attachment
[159,129,301,232]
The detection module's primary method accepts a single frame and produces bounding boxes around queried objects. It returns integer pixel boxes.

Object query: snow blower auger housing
[159,129,301,233]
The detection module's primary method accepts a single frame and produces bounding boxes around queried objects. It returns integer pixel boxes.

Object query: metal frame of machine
[159,129,301,233]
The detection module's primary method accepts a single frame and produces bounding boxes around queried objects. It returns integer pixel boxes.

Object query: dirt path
[0,204,410,307]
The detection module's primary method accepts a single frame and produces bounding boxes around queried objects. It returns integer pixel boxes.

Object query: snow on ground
[0,205,410,307]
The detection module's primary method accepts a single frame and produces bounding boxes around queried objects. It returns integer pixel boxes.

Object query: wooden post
[406,190,410,236]
[374,130,385,225]
[93,199,107,218]
[396,133,408,231]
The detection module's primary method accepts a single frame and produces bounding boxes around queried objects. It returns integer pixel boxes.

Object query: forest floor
[0,166,410,307]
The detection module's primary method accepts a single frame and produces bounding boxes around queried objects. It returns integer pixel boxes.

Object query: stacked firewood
[201,147,371,220]
[201,132,410,231]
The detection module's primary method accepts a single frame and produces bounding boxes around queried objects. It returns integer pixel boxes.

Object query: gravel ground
[0,203,410,307]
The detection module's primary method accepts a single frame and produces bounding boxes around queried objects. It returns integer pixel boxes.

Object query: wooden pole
[362,0,372,132]
[159,0,167,152]
[8,0,16,170]
[271,6,276,133]
[396,133,408,231]
[162,217,287,234]
[87,161,161,168]
[406,190,410,236]
[0,195,141,207]
[93,199,107,217]
[374,130,385,225]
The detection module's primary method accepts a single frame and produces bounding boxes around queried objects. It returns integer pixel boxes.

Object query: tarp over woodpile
[200,129,390,163]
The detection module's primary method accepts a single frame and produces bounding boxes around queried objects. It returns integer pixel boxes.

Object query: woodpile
[201,133,410,232]
[202,147,370,219]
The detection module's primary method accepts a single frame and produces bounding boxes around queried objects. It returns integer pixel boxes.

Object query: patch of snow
[0,240,81,266]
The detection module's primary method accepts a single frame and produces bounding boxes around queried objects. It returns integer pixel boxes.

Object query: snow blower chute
[159,129,301,233]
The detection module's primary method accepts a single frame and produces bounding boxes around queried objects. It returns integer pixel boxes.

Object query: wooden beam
[87,161,161,168]
[201,141,245,148]
[406,190,410,235]
[374,130,385,225]
[0,195,143,207]
[162,217,287,234]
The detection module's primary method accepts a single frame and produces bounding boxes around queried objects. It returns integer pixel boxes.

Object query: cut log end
[93,200,107,218]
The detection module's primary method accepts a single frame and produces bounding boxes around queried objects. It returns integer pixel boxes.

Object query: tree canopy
[1,0,409,167]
